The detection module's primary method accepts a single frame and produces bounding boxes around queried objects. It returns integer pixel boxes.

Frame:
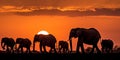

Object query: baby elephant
[58,40,69,53]
[15,38,31,53]
[101,39,114,53]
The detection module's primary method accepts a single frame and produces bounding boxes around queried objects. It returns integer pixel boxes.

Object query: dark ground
[0,51,119,60]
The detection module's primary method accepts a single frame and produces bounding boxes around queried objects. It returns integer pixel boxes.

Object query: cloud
[0,0,120,16]
[0,0,120,8]
[12,8,120,16]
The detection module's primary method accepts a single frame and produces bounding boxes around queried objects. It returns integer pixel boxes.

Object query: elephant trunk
[69,39,72,52]
[69,36,72,52]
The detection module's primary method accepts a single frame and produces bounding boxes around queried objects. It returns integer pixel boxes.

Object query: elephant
[15,38,31,53]
[58,40,69,53]
[69,28,101,53]
[33,34,57,53]
[1,37,15,53]
[101,39,114,53]
[85,47,93,53]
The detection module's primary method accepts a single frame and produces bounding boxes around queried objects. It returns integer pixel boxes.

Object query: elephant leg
[43,46,47,52]
[49,48,52,53]
[95,45,101,53]
[106,48,110,53]
[21,47,23,53]
[26,48,28,53]
[33,41,35,51]
[28,47,31,53]
[27,48,30,53]
[50,44,56,53]
[17,47,19,53]
[102,47,104,53]
[110,49,113,53]
[66,47,69,53]
[65,48,67,53]
[77,39,85,53]
[80,44,85,53]
[104,48,106,53]
[76,41,80,53]
[18,47,21,53]
[63,48,65,53]
[59,47,61,53]
[2,44,5,50]
[7,46,9,52]
[19,47,21,53]
[70,40,72,52]
[59,45,61,53]
[11,47,14,53]
[51,47,57,53]
[49,47,56,53]
[67,46,69,52]
[90,45,95,53]
[40,43,43,53]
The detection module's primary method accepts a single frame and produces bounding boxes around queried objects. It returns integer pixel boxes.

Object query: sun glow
[37,30,49,35]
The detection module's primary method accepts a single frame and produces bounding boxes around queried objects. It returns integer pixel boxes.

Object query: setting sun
[37,30,49,35]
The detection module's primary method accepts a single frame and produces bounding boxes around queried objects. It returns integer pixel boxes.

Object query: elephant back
[9,38,15,45]
[59,41,68,48]
[16,38,31,46]
[24,38,32,46]
[16,38,23,44]
[2,37,15,45]
[42,34,56,44]
[89,28,101,38]
[48,34,56,43]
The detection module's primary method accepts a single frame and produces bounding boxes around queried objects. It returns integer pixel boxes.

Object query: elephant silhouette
[1,37,15,53]
[101,39,114,53]
[33,34,57,53]
[15,38,31,53]
[69,28,101,53]
[58,40,69,53]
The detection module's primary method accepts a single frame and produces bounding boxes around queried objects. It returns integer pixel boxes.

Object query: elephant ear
[34,34,40,41]
[70,29,76,35]
[76,28,85,38]
[69,28,78,39]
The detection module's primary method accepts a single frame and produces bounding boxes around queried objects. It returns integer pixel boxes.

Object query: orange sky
[0,15,120,51]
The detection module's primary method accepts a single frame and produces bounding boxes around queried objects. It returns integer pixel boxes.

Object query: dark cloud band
[12,8,120,16]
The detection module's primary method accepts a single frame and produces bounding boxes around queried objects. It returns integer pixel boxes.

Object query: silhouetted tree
[15,38,31,53]
[33,34,57,53]
[58,40,69,53]
[1,37,15,53]
[69,28,101,53]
